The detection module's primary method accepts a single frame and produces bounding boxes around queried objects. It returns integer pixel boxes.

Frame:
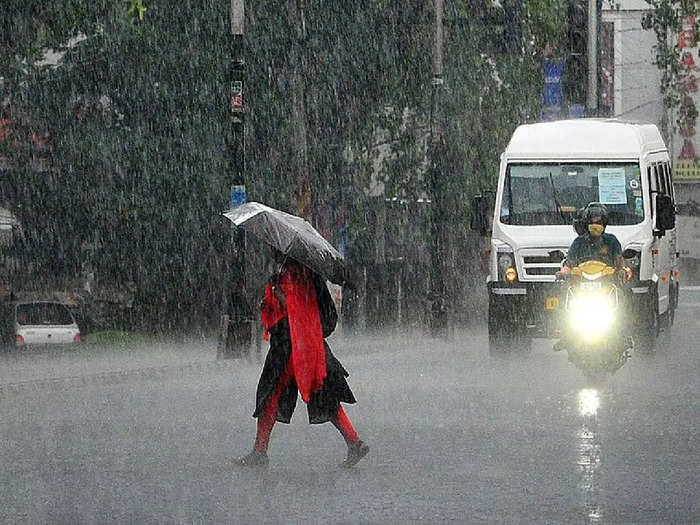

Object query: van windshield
[500,162,644,226]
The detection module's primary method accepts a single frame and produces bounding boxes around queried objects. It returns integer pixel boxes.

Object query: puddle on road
[575,388,603,524]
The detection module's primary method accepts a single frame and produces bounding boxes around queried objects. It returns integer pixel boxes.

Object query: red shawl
[260,263,326,402]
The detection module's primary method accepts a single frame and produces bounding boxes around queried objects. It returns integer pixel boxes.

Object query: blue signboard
[540,58,564,121]
[542,58,564,106]
[568,104,586,118]
[230,185,246,208]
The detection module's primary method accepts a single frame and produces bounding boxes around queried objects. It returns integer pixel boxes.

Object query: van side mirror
[654,194,675,236]
[470,194,490,236]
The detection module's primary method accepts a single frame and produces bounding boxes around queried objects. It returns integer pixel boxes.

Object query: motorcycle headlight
[568,293,616,339]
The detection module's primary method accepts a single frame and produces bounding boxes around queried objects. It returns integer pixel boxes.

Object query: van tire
[667,283,678,328]
[636,291,659,355]
[488,309,532,356]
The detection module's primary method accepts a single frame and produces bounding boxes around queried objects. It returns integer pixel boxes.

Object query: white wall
[612,0,652,10]
[602,7,664,125]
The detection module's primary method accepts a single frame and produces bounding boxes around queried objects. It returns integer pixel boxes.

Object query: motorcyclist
[554,202,632,356]
[562,202,622,273]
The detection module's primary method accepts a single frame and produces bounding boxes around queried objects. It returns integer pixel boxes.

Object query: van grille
[522,255,557,264]
[519,249,567,280]
[525,267,559,276]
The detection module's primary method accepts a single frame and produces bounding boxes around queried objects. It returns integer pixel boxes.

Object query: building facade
[603,0,700,281]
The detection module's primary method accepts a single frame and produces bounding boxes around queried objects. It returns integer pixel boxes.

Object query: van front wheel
[488,308,532,356]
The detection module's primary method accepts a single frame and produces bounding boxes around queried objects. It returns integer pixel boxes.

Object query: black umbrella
[223,202,347,285]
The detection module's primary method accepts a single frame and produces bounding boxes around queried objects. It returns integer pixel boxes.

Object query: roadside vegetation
[0,1,606,332]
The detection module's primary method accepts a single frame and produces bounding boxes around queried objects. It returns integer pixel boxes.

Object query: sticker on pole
[231,185,246,208]
[231,80,244,113]
[597,168,627,204]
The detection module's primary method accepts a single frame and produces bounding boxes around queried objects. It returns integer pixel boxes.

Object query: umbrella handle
[274,242,292,276]
[274,258,287,279]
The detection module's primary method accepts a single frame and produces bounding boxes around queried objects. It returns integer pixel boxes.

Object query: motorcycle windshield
[574,260,616,280]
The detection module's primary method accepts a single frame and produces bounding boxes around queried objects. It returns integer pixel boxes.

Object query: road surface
[0,291,698,523]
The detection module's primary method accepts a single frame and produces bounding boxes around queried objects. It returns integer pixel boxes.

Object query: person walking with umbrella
[226,204,368,468]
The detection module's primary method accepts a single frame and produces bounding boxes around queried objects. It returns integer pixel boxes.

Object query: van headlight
[498,252,514,272]
[624,249,640,269]
[626,252,640,269]
[496,244,517,283]
[623,244,643,280]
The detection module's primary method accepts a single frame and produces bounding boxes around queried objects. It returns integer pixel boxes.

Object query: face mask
[588,223,604,237]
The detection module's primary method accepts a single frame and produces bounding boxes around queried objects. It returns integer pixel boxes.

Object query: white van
[471,119,678,354]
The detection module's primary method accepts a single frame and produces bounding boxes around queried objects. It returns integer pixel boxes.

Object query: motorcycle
[557,259,632,380]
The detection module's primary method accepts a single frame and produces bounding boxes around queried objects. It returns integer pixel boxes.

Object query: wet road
[0,292,698,524]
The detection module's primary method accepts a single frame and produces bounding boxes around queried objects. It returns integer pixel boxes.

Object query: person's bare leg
[233,362,293,467]
[332,406,369,468]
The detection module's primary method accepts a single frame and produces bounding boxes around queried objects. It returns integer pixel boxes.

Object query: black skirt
[253,318,356,424]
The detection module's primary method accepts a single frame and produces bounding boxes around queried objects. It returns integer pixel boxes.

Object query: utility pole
[289,0,311,220]
[230,0,245,196]
[428,0,447,337]
[218,0,250,358]
[502,0,522,55]
[587,0,598,114]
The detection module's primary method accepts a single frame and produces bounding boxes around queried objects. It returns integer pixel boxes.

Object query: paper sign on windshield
[598,168,628,204]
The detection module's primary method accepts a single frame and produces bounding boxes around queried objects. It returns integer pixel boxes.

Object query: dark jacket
[566,232,622,268]
[253,275,356,424]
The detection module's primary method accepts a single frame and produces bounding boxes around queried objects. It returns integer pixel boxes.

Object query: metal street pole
[587,0,598,114]
[230,0,245,196]
[218,0,249,358]
[429,0,447,337]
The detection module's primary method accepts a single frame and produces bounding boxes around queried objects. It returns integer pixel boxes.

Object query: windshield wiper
[549,172,567,224]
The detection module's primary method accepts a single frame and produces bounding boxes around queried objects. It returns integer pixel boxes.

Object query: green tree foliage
[2,1,231,329]
[127,0,148,22]
[1,0,567,329]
